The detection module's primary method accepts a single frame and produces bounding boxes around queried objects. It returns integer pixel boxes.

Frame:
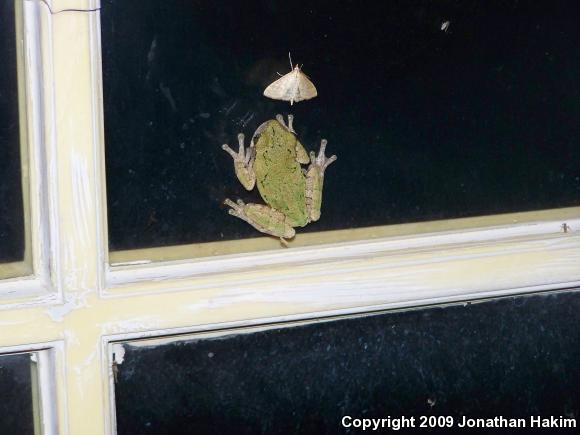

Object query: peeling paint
[64,329,80,347]
[72,347,98,401]
[74,366,87,400]
[111,343,125,365]
[47,299,78,321]
[46,289,90,322]
[71,151,91,249]
[83,349,97,366]
[100,316,163,335]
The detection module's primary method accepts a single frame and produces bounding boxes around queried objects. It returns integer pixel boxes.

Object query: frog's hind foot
[224,198,260,229]
[224,198,248,220]
[276,113,296,134]
[223,198,296,243]
[309,139,337,177]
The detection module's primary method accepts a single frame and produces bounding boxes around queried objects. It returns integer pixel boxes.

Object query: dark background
[101,0,580,251]
[0,0,25,263]
[114,289,580,435]
[0,353,35,435]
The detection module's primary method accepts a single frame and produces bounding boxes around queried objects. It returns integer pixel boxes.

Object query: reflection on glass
[0,0,28,277]
[101,1,580,256]
[0,353,40,435]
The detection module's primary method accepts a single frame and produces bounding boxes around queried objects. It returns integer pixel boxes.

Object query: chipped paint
[111,343,125,365]
[46,289,91,322]
[100,316,164,335]
[47,299,77,322]
[70,150,91,249]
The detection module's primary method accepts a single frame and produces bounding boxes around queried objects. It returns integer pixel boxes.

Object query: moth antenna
[288,52,293,69]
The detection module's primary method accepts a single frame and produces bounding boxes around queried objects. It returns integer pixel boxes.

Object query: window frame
[0,0,57,305]
[0,1,578,434]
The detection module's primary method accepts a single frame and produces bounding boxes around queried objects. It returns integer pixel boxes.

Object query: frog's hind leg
[224,198,296,244]
[305,139,337,222]
[222,133,256,191]
[275,113,296,134]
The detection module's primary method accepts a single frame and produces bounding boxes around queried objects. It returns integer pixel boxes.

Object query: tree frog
[222,114,337,244]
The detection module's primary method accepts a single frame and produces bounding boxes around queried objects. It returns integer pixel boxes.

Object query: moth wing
[294,71,318,102]
[263,71,296,101]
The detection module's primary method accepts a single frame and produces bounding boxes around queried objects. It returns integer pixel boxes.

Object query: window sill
[103,207,580,317]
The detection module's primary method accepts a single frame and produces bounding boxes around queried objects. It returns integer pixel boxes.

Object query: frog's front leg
[224,198,296,244]
[305,139,337,222]
[275,113,309,164]
[222,133,256,190]
[275,113,296,134]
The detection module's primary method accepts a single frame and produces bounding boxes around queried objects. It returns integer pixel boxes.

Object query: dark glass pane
[114,290,580,434]
[0,0,25,262]
[0,353,36,435]
[101,0,580,251]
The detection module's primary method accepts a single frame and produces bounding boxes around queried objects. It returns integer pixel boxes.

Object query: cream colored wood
[1,0,106,433]
[48,1,106,433]
[2,280,580,435]
[0,2,577,435]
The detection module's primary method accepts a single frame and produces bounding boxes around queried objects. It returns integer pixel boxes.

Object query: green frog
[222,114,337,244]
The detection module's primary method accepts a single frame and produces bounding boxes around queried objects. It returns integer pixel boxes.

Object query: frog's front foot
[222,133,256,190]
[223,198,296,245]
[305,139,337,222]
[275,113,296,134]
[309,139,337,177]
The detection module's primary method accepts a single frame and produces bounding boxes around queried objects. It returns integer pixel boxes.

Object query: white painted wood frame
[0,1,578,434]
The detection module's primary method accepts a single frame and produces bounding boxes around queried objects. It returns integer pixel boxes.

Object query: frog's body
[222,114,336,244]
[254,119,309,227]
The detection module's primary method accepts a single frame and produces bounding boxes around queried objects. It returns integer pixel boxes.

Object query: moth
[263,53,318,105]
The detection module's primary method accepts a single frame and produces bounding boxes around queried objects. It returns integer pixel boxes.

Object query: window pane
[0,0,26,266]
[0,353,39,435]
[113,290,580,434]
[101,1,580,256]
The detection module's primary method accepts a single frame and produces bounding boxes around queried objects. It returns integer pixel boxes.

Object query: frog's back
[254,120,308,227]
